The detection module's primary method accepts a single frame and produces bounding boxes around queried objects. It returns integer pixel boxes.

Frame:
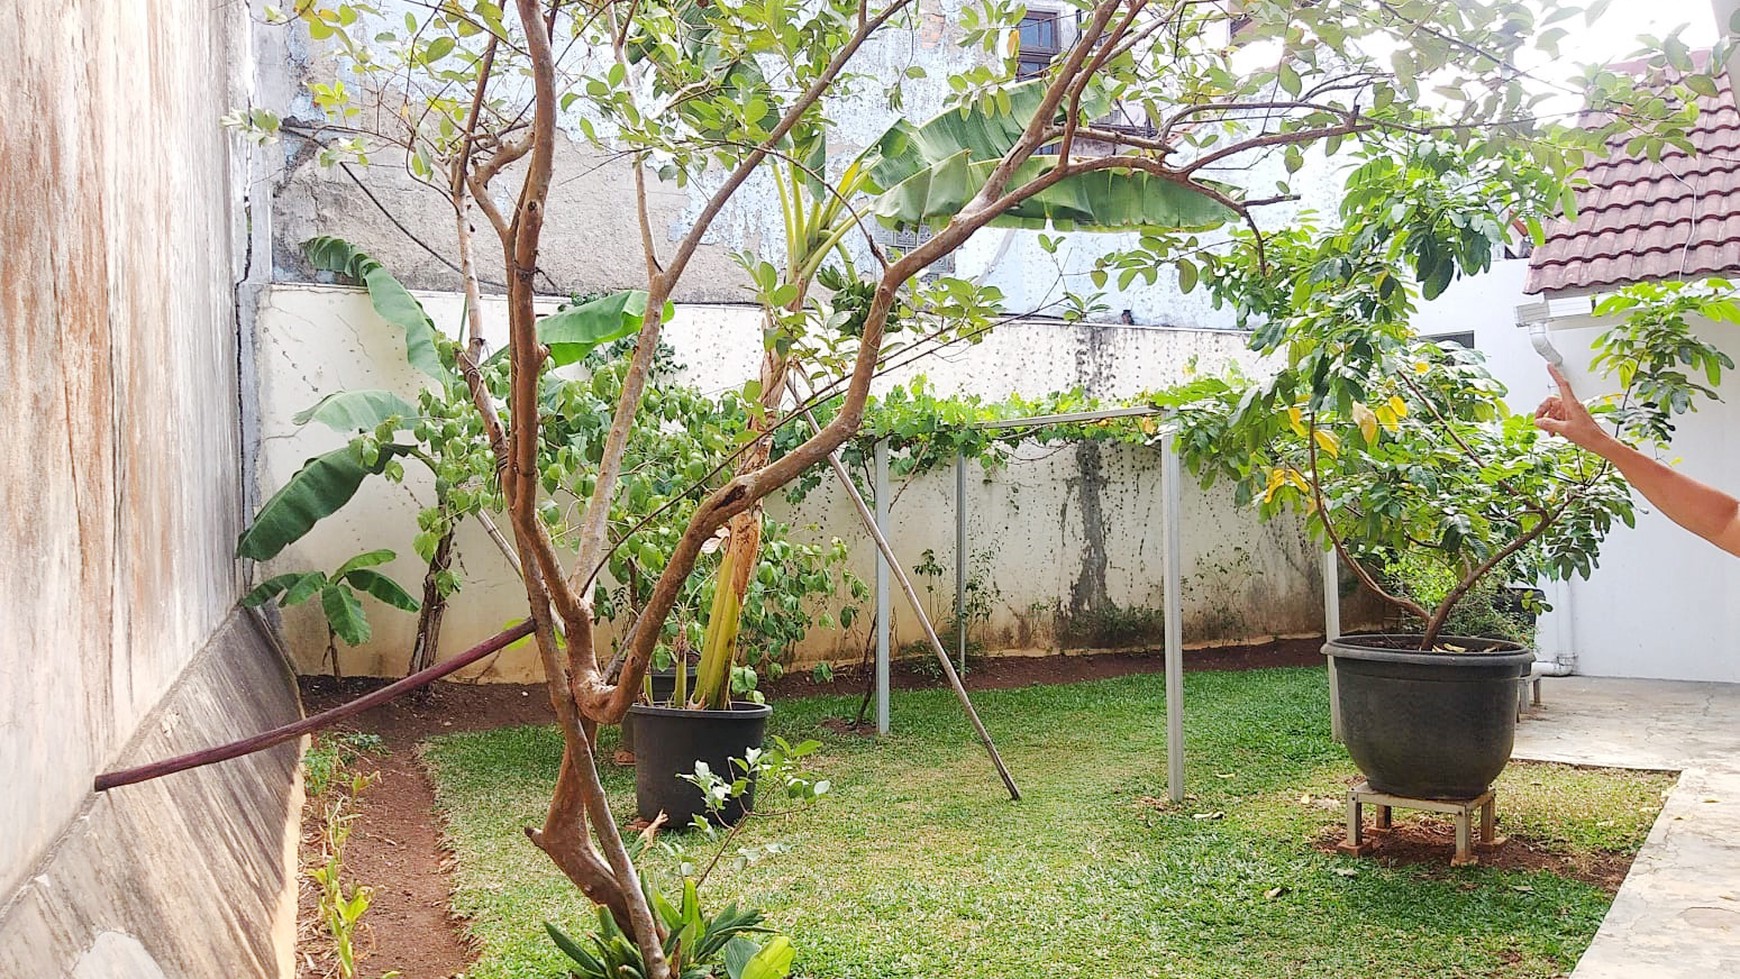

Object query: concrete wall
[254,283,1337,678]
[0,2,300,975]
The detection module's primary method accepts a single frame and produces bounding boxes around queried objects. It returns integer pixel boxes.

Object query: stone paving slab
[1513,677,1740,978]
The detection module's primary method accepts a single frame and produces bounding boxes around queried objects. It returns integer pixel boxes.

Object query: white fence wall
[254,283,1336,678]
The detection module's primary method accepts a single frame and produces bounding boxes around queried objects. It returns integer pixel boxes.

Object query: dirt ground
[289,637,1328,978]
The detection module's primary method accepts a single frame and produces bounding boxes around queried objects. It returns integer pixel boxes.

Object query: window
[1428,331,1476,350]
[873,224,956,277]
[1016,12,1063,80]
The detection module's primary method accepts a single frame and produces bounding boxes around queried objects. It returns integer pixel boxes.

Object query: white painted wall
[254,283,1336,678]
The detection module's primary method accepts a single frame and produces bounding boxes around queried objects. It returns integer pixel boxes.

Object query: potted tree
[1165,141,1733,798]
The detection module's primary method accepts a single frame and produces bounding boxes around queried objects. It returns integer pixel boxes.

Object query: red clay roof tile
[1525,65,1740,295]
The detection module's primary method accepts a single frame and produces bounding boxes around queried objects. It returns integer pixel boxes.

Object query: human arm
[1534,363,1740,557]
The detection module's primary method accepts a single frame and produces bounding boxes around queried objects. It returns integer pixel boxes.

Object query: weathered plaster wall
[254,283,1336,679]
[0,2,300,974]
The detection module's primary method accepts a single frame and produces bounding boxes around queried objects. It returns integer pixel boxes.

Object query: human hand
[1533,363,1611,451]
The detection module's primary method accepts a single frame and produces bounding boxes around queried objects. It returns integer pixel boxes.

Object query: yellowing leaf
[1286,406,1307,437]
[1283,467,1310,493]
[1387,394,1408,418]
[1352,402,1379,444]
[1260,468,1287,504]
[1413,361,1430,374]
[1313,428,1340,458]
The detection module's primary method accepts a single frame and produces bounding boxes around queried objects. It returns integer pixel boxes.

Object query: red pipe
[94,619,535,791]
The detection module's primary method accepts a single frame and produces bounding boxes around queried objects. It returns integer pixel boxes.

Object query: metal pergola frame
[804,386,1343,805]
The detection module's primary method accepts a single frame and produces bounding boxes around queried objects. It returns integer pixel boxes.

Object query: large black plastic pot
[627,701,772,827]
[1326,635,1533,799]
[619,668,698,755]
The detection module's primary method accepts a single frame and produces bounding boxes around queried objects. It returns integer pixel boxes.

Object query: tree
[246,1,1718,972]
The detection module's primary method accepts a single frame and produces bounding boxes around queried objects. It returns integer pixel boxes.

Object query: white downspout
[1519,312,1577,676]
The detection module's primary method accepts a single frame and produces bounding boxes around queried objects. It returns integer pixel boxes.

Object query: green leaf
[1278,62,1302,97]
[303,237,450,381]
[241,573,313,608]
[237,444,411,560]
[723,936,760,979]
[864,81,1234,233]
[545,922,602,970]
[343,568,421,612]
[321,584,371,646]
[739,936,796,979]
[535,291,667,366]
[1177,259,1199,293]
[281,571,327,608]
[875,155,1234,232]
[334,548,396,578]
[293,390,420,432]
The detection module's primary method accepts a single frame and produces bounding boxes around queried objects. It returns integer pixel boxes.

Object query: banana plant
[241,549,419,677]
[691,83,1239,709]
[240,239,662,674]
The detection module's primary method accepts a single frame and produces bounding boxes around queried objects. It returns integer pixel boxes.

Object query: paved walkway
[1514,677,1740,978]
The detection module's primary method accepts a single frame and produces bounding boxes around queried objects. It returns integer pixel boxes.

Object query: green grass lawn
[423,667,1673,979]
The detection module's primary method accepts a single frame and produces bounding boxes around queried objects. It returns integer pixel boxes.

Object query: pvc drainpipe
[1520,317,1576,676]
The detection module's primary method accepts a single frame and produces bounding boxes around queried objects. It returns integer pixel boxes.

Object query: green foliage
[548,739,828,978]
[1381,552,1538,647]
[302,731,387,797]
[242,549,419,653]
[552,345,863,687]
[865,79,1233,232]
[1163,143,1728,645]
[1055,601,1167,650]
[306,235,454,381]
[1589,279,1740,447]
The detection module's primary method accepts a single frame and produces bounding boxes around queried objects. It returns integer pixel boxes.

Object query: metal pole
[1323,547,1343,743]
[874,438,892,736]
[1161,432,1186,804]
[955,450,968,672]
[788,379,1021,800]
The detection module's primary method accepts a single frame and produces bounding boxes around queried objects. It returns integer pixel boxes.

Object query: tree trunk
[408,528,456,676]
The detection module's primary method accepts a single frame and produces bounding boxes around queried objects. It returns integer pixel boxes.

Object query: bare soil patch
[764,636,1325,701]
[1313,818,1636,892]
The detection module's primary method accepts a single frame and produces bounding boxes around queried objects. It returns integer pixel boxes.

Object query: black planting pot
[628,701,772,828]
[1326,634,1534,800]
[619,668,697,755]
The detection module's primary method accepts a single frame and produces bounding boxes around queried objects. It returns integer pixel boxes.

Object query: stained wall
[0,2,300,974]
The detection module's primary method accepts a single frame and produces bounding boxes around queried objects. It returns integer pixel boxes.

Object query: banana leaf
[303,236,451,382]
[237,443,412,561]
[864,80,1234,233]
[875,155,1236,232]
[293,389,420,432]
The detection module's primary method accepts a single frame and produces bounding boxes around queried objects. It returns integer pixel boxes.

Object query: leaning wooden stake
[94,620,535,791]
[789,376,1020,801]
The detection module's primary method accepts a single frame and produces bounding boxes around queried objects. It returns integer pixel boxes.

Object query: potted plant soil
[1167,142,1731,799]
